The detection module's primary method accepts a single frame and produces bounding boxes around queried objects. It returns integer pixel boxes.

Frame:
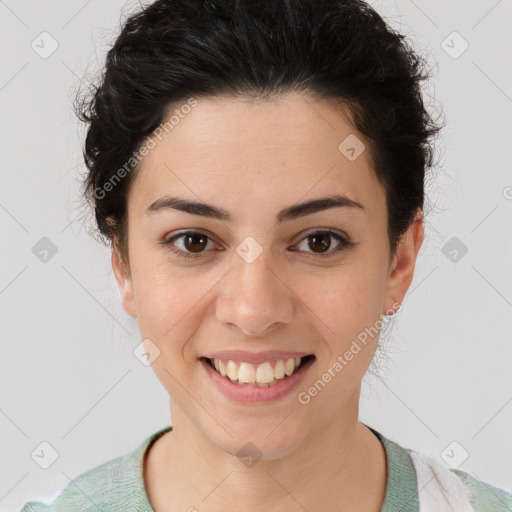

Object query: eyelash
[162,229,351,260]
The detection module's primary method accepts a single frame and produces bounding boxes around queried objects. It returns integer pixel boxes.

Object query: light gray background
[1,1,511,510]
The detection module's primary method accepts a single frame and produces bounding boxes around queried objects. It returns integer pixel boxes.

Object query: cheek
[136,281,190,338]
[299,261,384,324]
[132,260,216,347]
[298,273,384,408]
[294,259,387,366]
[129,226,388,351]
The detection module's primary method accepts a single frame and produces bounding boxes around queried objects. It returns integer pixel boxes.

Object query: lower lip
[200,357,315,404]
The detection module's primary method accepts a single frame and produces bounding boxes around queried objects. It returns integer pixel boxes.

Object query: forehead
[149,92,361,156]
[128,92,384,219]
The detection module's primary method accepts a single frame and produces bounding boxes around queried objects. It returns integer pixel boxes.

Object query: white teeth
[274,359,285,379]
[238,362,256,383]
[218,359,227,377]
[226,360,238,380]
[256,362,275,384]
[284,358,295,376]
[209,356,306,386]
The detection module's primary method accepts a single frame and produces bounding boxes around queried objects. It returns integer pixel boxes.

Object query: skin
[112,91,424,512]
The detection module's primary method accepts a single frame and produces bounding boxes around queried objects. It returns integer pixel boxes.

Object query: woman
[21,0,512,510]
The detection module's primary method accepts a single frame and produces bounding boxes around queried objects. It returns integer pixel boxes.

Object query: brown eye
[164,231,216,259]
[294,230,350,258]
[182,232,208,252]
[307,232,332,253]
[164,229,350,261]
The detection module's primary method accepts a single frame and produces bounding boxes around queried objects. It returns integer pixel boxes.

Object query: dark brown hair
[75,0,443,260]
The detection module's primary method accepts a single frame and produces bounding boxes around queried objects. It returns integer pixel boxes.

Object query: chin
[204,421,310,463]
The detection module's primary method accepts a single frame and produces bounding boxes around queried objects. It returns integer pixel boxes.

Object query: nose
[215,245,295,337]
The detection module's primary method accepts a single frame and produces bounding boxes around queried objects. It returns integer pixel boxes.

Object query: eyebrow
[146,193,365,222]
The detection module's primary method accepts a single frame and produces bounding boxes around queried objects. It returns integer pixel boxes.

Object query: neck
[144,390,387,512]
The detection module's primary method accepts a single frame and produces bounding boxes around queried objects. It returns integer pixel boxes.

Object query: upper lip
[202,350,313,365]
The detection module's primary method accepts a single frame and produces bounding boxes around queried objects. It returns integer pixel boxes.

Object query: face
[113,92,423,459]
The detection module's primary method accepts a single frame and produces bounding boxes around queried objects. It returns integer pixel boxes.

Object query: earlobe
[383,209,424,315]
[111,248,137,318]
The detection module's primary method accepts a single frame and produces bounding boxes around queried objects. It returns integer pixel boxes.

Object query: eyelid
[163,228,351,259]
[296,227,348,242]
[163,230,219,259]
[292,228,350,258]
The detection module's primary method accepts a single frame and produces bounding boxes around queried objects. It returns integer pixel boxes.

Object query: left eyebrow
[145,193,365,222]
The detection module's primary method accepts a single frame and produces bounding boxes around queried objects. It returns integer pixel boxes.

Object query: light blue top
[20,424,512,511]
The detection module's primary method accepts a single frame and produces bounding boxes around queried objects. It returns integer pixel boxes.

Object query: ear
[112,247,137,318]
[383,208,424,315]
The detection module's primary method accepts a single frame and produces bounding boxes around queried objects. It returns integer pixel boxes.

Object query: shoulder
[19,454,127,512]
[19,427,171,512]
[406,448,512,512]
[367,424,512,512]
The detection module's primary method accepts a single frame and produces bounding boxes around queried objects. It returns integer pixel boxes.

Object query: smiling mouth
[201,354,315,387]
